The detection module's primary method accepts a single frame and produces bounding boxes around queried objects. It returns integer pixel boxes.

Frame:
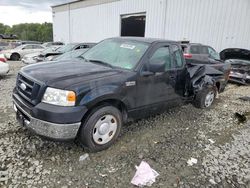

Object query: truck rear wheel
[78,105,122,152]
[193,87,217,109]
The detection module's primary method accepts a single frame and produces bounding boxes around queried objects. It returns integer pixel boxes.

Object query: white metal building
[52,0,250,51]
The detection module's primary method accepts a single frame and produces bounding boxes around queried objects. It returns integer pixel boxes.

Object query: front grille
[16,74,41,105]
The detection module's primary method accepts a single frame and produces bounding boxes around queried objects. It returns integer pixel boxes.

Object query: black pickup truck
[13,37,229,152]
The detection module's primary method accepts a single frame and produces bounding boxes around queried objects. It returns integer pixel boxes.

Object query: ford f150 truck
[13,37,229,152]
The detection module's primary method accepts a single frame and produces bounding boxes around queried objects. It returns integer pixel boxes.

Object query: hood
[20,59,121,89]
[220,48,250,61]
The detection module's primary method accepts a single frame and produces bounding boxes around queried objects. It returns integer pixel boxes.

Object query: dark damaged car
[13,37,229,152]
[220,48,250,85]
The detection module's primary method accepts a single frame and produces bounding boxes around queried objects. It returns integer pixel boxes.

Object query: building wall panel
[164,0,250,50]
[53,0,250,51]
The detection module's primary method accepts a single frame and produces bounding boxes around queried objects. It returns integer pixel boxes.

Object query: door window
[174,50,184,68]
[75,45,87,50]
[150,47,172,70]
[23,45,33,50]
[32,45,43,49]
[189,45,200,54]
[172,45,184,68]
[208,47,220,59]
[199,46,208,54]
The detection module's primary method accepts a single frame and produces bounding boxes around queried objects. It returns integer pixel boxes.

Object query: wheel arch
[11,52,21,60]
[81,98,128,124]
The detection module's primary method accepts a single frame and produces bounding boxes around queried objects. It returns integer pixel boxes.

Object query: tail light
[0,57,6,63]
[184,53,192,58]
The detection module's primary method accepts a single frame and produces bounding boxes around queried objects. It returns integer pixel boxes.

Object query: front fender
[79,85,129,108]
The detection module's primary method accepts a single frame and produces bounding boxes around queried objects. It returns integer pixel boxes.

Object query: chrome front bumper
[13,101,81,140]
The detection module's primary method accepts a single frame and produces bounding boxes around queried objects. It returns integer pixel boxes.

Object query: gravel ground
[0,61,250,188]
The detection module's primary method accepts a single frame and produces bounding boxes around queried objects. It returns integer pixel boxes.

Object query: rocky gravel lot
[0,61,250,188]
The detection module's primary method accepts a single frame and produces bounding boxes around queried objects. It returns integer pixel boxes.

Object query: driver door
[136,43,179,109]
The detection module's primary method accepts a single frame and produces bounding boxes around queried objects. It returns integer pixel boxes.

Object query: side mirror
[148,60,165,73]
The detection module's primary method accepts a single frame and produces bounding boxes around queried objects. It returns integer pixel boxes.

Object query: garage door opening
[121,13,146,37]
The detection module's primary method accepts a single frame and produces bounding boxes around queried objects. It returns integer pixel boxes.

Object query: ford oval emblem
[20,83,27,91]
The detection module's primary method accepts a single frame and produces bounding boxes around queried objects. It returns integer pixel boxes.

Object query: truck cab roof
[111,37,179,45]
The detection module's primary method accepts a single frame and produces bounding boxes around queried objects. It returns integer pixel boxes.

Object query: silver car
[2,44,45,61]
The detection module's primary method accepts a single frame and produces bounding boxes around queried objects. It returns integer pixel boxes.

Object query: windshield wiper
[87,59,114,68]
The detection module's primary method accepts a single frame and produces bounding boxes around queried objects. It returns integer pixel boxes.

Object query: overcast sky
[0,0,71,26]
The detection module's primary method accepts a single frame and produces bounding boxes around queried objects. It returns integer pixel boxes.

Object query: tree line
[0,22,53,42]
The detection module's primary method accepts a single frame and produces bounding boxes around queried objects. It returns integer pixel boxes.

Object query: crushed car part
[220,48,250,85]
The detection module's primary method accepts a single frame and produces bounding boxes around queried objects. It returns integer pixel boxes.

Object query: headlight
[42,87,76,106]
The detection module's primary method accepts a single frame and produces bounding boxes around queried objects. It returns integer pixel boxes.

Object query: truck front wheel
[78,105,122,152]
[193,87,217,109]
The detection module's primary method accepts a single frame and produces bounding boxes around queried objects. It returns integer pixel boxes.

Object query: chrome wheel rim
[93,114,118,145]
[205,91,215,107]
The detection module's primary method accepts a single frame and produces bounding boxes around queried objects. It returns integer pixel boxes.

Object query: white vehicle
[21,46,62,64]
[2,44,45,61]
[21,52,40,64]
[0,54,9,75]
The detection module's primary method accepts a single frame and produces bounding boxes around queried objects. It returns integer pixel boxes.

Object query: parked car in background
[0,34,18,39]
[36,43,96,62]
[46,48,90,61]
[2,44,45,61]
[181,42,231,90]
[0,54,9,76]
[220,48,250,85]
[181,42,220,61]
[42,42,64,48]
[22,46,62,64]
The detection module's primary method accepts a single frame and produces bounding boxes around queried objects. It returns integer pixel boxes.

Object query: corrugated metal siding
[165,0,250,50]
[53,0,167,43]
[53,0,250,51]
[53,9,70,42]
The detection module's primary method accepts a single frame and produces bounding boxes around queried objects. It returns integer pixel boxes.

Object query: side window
[208,47,220,59]
[174,50,184,68]
[23,45,32,50]
[76,45,87,50]
[200,46,209,54]
[190,45,200,54]
[32,45,43,49]
[172,45,184,68]
[150,47,171,70]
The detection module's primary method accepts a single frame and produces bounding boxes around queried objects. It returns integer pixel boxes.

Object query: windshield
[81,39,149,70]
[54,48,88,61]
[57,44,75,53]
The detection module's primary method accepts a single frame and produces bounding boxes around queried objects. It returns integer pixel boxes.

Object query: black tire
[10,53,20,61]
[78,105,122,152]
[193,87,217,109]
